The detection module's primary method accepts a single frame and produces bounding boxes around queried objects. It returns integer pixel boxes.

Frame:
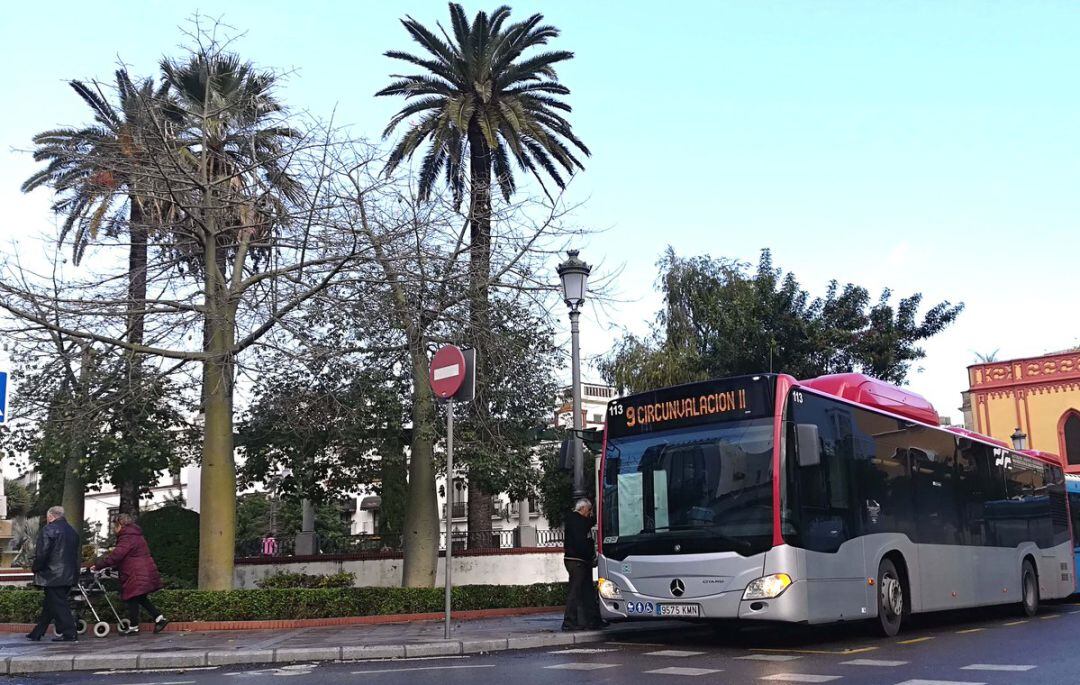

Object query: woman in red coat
[91,514,168,635]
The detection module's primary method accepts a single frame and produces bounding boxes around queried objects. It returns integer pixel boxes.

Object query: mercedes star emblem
[670,578,685,597]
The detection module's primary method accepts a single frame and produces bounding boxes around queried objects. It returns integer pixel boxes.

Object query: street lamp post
[557,250,592,500]
[1011,427,1028,451]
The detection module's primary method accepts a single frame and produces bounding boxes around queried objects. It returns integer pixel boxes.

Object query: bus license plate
[658,604,700,617]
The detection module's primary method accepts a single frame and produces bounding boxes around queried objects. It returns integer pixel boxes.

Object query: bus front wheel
[875,558,905,637]
[1021,560,1039,617]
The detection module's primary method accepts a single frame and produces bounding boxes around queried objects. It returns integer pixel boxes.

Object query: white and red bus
[596,373,1073,636]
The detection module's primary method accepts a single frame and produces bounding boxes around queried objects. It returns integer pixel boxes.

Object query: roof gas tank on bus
[801,373,939,426]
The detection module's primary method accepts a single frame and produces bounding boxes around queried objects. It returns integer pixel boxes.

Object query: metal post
[570,306,585,499]
[444,398,454,639]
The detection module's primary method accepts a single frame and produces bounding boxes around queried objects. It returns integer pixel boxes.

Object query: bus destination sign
[606,375,775,439]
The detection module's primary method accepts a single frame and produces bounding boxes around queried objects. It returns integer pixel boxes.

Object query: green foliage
[378,4,589,205]
[600,248,964,393]
[3,480,32,517]
[140,506,199,587]
[0,584,568,623]
[537,438,597,530]
[455,300,563,500]
[234,492,353,554]
[255,572,355,589]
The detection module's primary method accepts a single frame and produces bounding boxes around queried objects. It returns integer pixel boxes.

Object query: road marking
[548,648,619,654]
[756,647,877,656]
[605,641,669,647]
[351,665,495,675]
[893,681,986,685]
[897,636,934,644]
[645,650,706,657]
[737,654,802,662]
[955,628,985,634]
[545,663,618,670]
[120,682,196,685]
[759,674,841,683]
[646,667,722,676]
[1003,620,1028,626]
[840,658,908,666]
[1040,614,1060,619]
[1067,610,1080,615]
[961,664,1036,672]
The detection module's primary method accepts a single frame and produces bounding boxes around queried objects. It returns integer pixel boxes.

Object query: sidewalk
[0,611,684,675]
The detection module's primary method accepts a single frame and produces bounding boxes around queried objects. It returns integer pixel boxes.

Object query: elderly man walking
[27,506,80,642]
[562,498,605,632]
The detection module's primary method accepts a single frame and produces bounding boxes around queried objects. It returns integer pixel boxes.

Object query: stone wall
[234,548,566,588]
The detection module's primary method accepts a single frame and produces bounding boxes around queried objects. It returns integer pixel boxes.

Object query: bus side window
[790,393,854,553]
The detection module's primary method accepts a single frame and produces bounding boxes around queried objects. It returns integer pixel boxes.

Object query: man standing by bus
[563,498,604,631]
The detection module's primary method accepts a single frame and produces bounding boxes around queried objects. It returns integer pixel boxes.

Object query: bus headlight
[598,578,622,600]
[742,573,792,600]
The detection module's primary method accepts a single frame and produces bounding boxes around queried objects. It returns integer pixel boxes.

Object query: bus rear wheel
[875,558,905,637]
[1021,560,1039,617]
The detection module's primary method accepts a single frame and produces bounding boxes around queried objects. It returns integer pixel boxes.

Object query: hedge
[141,506,199,587]
[0,583,567,623]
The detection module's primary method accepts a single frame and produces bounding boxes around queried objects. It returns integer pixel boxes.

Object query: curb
[0,605,561,634]
[0,624,670,674]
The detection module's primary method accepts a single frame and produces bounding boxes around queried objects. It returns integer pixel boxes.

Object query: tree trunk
[118,197,148,517]
[61,443,86,540]
[197,260,237,590]
[401,335,438,587]
[465,124,495,550]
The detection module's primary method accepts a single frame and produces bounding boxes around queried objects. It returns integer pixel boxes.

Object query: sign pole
[444,398,454,640]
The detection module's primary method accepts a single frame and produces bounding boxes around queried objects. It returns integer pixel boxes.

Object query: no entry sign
[430,345,467,399]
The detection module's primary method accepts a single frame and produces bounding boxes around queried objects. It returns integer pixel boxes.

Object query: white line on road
[893,681,986,685]
[960,664,1036,671]
[545,662,619,670]
[759,674,841,683]
[840,659,908,666]
[737,654,803,662]
[645,650,707,657]
[351,665,496,675]
[646,667,722,676]
[548,648,619,654]
[117,682,195,685]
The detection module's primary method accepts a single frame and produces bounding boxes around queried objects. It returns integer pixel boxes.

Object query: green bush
[0,583,568,623]
[140,506,199,587]
[256,571,355,589]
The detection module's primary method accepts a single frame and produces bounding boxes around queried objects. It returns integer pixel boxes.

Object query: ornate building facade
[965,350,1080,470]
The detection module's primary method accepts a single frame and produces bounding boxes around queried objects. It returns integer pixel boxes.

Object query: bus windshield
[601,418,774,560]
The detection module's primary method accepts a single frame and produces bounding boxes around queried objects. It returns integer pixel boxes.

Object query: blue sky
[3,1,1079,421]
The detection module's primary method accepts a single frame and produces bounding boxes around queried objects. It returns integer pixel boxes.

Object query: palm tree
[22,70,173,519]
[378,3,589,549]
[159,49,303,589]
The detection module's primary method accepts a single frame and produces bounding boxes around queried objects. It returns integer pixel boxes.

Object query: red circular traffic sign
[430,345,466,399]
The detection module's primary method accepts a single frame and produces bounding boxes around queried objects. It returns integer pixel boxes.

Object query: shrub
[256,572,355,589]
[0,583,568,623]
[140,506,199,587]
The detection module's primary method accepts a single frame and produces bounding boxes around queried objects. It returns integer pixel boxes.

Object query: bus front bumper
[600,579,808,623]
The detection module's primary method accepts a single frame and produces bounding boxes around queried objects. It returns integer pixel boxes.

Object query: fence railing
[537,528,564,547]
[238,527,540,558]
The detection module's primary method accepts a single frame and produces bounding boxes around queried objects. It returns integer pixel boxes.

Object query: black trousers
[563,560,601,629]
[126,594,162,627]
[30,586,76,639]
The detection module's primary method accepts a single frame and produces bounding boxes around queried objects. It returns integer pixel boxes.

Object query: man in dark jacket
[562,498,604,631]
[28,506,80,642]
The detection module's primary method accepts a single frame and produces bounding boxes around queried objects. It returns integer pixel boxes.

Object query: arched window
[1062,411,1080,466]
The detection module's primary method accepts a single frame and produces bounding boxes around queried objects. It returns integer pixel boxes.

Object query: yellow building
[966,350,1080,470]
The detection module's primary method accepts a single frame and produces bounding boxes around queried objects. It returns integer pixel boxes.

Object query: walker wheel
[118,618,132,633]
[76,619,87,635]
[93,621,110,638]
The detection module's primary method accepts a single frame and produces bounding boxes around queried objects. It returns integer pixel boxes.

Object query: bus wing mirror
[796,423,821,467]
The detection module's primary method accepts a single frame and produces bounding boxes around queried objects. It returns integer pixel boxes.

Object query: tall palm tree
[22,70,173,519]
[159,49,303,589]
[378,3,589,549]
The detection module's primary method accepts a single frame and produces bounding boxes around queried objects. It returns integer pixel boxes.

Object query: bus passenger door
[909,431,964,611]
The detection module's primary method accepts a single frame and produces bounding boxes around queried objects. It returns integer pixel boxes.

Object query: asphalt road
[18,600,1080,685]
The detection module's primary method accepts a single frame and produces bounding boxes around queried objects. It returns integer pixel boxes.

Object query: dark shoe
[153,617,169,634]
[25,634,41,642]
[51,635,76,642]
